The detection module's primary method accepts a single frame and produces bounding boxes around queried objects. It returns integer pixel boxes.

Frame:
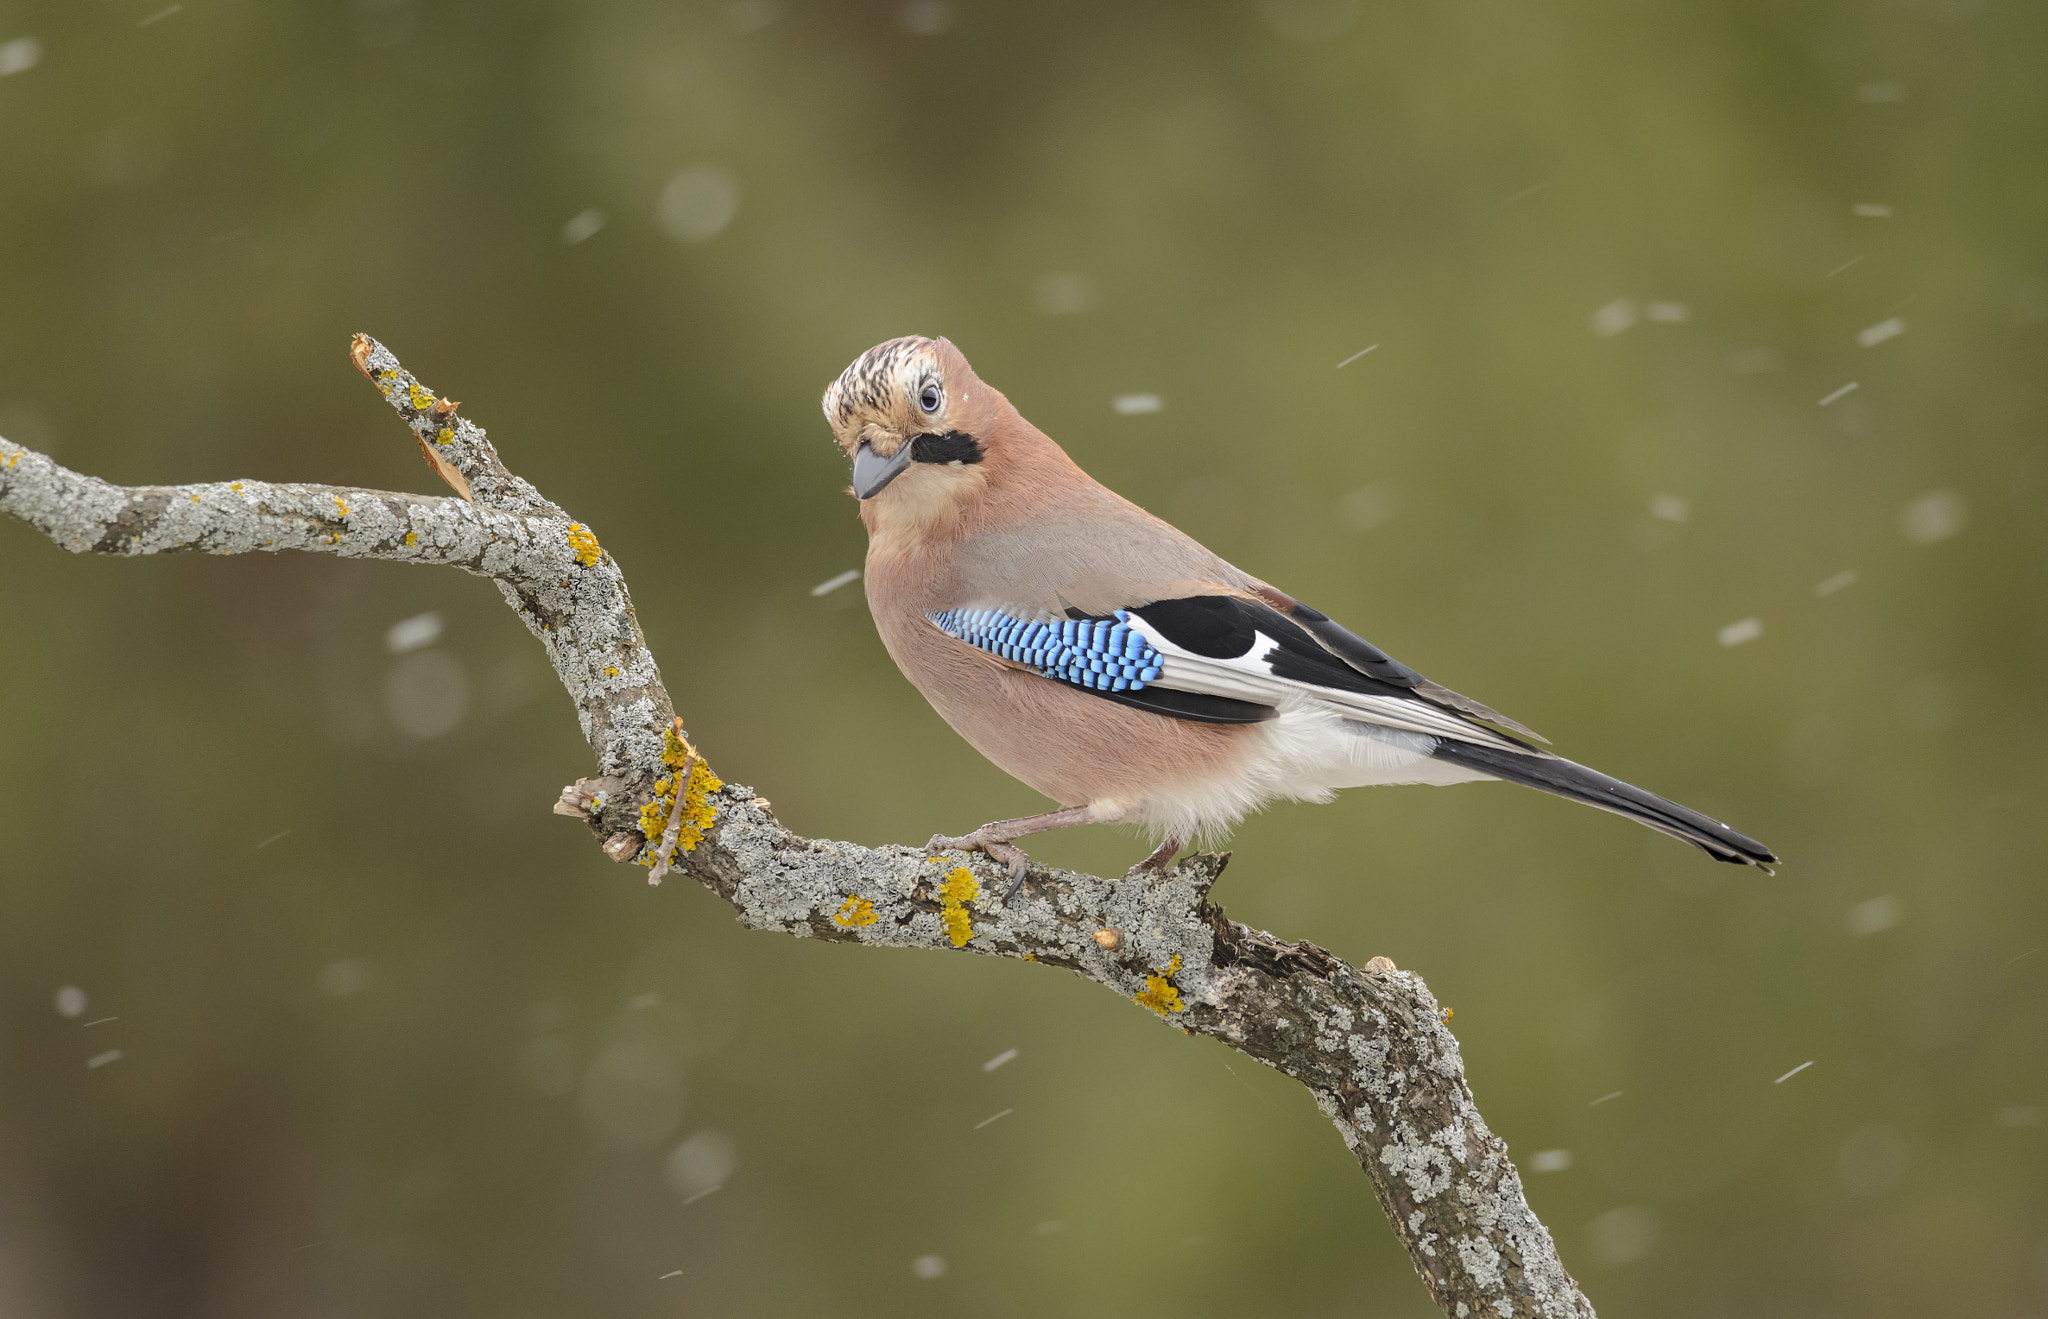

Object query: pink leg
[1127,834,1186,877]
[929,805,1101,901]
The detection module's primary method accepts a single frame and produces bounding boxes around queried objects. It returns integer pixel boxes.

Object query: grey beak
[851,440,916,499]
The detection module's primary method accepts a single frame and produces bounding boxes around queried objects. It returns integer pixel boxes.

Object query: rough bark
[0,337,1595,1319]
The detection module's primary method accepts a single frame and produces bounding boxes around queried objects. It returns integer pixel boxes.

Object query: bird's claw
[1122,836,1185,882]
[927,830,1033,904]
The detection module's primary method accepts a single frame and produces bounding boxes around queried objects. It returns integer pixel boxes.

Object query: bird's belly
[1096,707,1494,840]
[911,659,1264,814]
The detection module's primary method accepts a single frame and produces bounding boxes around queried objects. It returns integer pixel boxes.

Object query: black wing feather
[1285,602,1426,687]
[1089,687,1277,724]
[1128,596,1418,699]
[1286,600,1547,742]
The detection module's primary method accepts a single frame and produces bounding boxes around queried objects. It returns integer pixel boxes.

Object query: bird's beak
[850,439,916,499]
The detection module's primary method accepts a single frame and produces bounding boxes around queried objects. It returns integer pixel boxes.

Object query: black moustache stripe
[909,430,983,465]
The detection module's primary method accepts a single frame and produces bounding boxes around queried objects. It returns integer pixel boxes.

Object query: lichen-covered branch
[0,338,1595,1319]
[1,338,676,830]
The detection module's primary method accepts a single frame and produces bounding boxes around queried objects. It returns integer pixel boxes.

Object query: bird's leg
[928,805,1101,903]
[1125,834,1186,879]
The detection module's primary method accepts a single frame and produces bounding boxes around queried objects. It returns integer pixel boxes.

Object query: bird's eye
[918,383,942,414]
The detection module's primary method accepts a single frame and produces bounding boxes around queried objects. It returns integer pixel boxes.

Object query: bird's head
[823,336,1004,525]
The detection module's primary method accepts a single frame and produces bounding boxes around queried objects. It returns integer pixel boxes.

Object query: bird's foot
[927,829,1033,903]
[924,805,1100,905]
[1123,835,1186,881]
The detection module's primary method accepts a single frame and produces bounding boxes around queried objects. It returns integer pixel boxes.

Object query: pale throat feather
[860,461,989,546]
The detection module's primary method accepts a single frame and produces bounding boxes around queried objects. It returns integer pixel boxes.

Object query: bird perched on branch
[823,336,1776,895]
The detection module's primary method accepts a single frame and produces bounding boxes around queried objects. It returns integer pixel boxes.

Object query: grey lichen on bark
[0,337,1595,1319]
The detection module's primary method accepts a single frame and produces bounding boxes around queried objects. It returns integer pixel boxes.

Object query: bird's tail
[1430,740,1778,870]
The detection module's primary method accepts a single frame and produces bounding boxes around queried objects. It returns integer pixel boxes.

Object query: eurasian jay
[823,335,1776,893]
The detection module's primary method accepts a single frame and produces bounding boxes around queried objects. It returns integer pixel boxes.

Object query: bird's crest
[822,336,939,437]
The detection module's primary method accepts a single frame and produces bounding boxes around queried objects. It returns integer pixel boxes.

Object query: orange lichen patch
[435,427,455,445]
[939,866,979,947]
[673,758,721,850]
[1134,954,1185,1016]
[567,523,602,567]
[604,665,620,678]
[660,723,696,769]
[832,896,879,928]
[407,384,436,410]
[404,532,418,547]
[333,495,351,518]
[637,727,721,863]
[637,784,670,839]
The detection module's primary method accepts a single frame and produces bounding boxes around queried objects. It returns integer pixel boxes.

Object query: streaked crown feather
[822,335,942,440]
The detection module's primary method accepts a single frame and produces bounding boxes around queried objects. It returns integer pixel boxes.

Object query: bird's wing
[927,593,1540,753]
[944,485,1543,742]
[1240,580,1549,743]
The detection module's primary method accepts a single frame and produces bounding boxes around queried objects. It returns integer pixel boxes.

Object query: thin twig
[648,725,697,884]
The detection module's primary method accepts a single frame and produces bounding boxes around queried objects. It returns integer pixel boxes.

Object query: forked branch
[0,337,1594,1319]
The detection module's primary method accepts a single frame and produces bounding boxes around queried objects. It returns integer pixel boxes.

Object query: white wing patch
[1123,616,1525,753]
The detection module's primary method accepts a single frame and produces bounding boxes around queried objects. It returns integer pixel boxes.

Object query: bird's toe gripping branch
[922,803,1105,903]
[924,827,1034,900]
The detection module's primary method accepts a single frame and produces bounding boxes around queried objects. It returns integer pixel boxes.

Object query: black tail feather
[1431,740,1778,870]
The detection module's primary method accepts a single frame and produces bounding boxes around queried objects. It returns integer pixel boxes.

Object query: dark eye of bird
[918,384,941,413]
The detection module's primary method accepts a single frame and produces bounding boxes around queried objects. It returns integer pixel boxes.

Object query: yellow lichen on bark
[939,866,979,947]
[832,896,878,928]
[636,727,721,863]
[567,522,602,567]
[1135,954,1185,1016]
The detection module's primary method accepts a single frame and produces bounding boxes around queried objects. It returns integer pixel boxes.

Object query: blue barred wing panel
[928,608,1164,693]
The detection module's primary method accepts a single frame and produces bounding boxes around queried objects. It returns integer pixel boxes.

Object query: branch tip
[349,334,376,379]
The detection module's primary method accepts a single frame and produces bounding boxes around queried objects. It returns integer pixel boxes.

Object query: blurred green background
[1,0,2044,1315]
